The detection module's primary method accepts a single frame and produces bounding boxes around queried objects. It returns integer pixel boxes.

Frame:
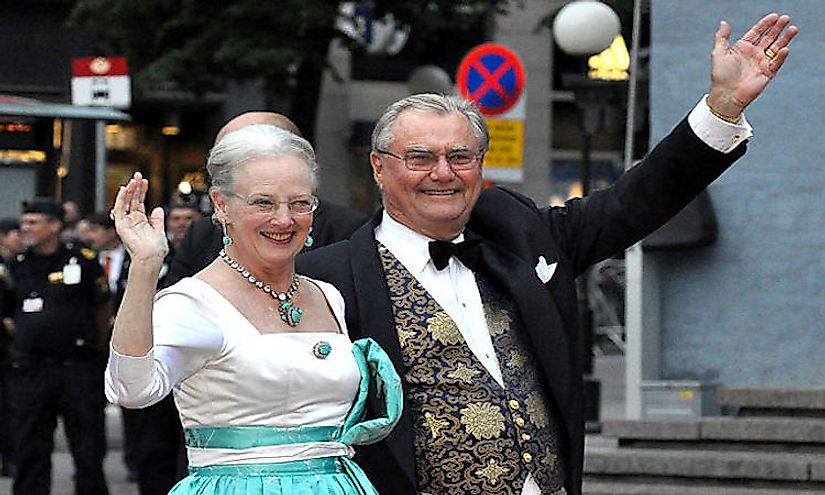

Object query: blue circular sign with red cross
[456,43,525,116]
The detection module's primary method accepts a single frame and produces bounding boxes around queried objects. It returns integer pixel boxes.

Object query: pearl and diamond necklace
[219,249,303,327]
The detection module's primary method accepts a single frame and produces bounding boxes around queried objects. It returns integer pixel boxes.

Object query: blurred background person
[165,203,201,254]
[83,212,141,482]
[6,200,110,495]
[0,219,15,477]
[84,213,128,305]
[60,201,82,243]
[75,218,93,247]
[0,219,21,263]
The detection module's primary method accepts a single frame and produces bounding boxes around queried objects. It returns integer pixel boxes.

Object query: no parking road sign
[457,43,526,182]
[456,43,525,117]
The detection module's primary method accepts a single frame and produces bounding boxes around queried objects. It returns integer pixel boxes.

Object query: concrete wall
[650,0,825,386]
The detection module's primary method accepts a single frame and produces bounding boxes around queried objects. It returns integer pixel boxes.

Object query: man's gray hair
[371,93,489,153]
[207,124,318,195]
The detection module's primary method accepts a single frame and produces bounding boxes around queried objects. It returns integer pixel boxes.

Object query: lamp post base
[584,375,602,434]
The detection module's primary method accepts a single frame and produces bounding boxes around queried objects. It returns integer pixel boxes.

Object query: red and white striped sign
[71,57,131,109]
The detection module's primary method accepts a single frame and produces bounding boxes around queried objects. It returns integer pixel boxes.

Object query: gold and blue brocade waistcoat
[377,244,565,495]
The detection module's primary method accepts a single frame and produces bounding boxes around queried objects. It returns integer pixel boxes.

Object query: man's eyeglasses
[375,149,483,172]
[230,193,318,216]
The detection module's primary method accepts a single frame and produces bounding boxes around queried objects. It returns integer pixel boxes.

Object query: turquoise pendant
[280,301,303,327]
[313,341,332,359]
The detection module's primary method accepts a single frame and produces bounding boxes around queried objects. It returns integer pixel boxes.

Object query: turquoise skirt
[168,338,403,495]
[169,457,367,495]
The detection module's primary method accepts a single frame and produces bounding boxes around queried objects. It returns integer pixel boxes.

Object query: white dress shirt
[376,97,748,495]
[375,212,505,385]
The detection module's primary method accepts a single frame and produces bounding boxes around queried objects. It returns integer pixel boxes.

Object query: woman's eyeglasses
[230,194,318,216]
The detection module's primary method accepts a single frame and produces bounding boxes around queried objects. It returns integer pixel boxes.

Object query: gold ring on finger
[765,47,777,59]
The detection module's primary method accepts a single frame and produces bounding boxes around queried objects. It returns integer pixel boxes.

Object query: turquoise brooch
[313,341,332,359]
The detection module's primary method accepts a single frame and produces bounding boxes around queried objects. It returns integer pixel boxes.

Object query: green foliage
[70,0,340,96]
[69,0,517,141]
[70,0,516,97]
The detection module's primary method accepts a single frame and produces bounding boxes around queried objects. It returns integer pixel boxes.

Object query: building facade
[644,0,825,389]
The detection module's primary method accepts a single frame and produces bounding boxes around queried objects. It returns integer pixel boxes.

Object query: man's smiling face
[371,109,484,241]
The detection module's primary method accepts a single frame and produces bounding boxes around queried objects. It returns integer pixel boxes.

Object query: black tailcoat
[297,118,746,494]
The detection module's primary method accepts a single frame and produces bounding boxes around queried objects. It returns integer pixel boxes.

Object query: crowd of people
[0,12,797,495]
[0,196,204,494]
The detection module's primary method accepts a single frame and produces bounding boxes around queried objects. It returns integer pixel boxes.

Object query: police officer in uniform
[0,258,14,477]
[6,200,110,495]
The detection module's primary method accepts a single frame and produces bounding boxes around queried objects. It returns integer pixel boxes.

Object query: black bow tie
[428,238,482,271]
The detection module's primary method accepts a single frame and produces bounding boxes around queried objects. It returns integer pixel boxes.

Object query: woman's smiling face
[220,155,315,272]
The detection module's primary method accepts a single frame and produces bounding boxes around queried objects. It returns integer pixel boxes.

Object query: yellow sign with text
[484,118,524,171]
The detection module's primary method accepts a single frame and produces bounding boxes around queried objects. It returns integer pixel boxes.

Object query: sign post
[456,44,526,182]
[71,56,131,210]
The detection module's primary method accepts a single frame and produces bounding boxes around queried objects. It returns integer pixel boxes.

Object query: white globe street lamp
[553,1,621,56]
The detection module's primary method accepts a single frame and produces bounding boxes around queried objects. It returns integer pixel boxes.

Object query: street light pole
[564,73,616,433]
[578,102,597,433]
[553,0,626,434]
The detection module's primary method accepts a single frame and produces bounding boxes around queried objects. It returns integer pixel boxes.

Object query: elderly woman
[106,125,401,494]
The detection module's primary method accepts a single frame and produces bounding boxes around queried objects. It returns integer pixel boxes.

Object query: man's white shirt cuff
[688,95,753,153]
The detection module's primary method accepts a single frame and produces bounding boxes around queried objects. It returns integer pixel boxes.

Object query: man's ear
[370,151,383,191]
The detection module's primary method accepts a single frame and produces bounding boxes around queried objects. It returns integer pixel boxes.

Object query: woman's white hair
[207,124,318,195]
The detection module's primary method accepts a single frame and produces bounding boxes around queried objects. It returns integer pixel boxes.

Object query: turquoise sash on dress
[185,425,340,449]
[172,338,403,495]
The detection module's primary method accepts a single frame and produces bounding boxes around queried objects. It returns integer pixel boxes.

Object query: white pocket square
[535,256,557,283]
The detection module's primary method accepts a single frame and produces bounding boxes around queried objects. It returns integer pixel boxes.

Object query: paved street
[0,404,140,495]
[587,353,624,453]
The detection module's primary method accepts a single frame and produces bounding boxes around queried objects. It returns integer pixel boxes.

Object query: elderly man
[297,13,797,495]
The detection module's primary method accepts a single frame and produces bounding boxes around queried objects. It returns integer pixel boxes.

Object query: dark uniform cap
[21,200,65,222]
[84,211,115,229]
[0,217,19,234]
